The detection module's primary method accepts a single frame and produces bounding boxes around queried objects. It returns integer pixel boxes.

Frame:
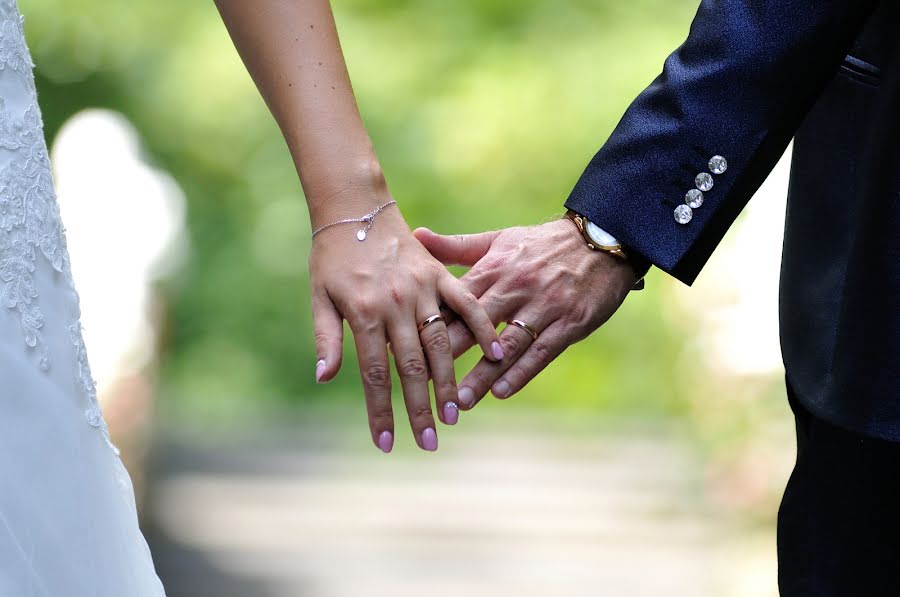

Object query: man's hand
[413,218,641,411]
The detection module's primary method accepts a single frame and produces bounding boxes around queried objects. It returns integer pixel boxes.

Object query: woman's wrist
[303,152,393,229]
[311,199,403,243]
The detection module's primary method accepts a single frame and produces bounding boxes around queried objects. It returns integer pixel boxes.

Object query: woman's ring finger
[418,314,445,333]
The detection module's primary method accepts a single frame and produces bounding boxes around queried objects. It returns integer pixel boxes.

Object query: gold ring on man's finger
[507,319,539,341]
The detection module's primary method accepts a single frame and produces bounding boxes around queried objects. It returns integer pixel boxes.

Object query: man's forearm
[566,0,877,284]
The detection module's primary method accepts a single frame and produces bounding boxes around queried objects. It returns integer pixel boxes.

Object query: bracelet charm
[312,200,397,241]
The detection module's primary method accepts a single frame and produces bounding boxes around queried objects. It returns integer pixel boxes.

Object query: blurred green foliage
[23,0,715,422]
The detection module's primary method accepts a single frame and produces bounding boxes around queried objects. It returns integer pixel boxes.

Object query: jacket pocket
[839,55,881,87]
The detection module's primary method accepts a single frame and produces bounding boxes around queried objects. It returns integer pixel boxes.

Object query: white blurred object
[673,146,791,376]
[52,108,187,394]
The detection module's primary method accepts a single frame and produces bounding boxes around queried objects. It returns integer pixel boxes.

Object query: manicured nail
[377,431,393,454]
[493,380,511,399]
[421,427,438,451]
[315,359,326,383]
[443,402,459,425]
[458,387,475,408]
[491,341,505,360]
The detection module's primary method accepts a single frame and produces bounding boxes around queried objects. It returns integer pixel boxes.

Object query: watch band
[565,210,650,290]
[565,210,624,256]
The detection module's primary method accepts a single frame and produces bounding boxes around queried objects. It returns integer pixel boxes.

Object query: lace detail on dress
[0,103,66,371]
[0,6,31,74]
[0,0,116,452]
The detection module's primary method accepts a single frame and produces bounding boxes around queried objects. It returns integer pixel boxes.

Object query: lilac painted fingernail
[315,359,326,383]
[493,380,511,399]
[458,387,475,408]
[443,402,459,425]
[491,342,505,360]
[377,431,393,454]
[421,427,438,451]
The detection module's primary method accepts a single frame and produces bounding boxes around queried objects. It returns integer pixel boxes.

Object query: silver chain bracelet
[311,200,397,241]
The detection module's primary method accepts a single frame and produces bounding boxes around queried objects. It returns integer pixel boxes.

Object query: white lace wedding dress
[0,1,165,594]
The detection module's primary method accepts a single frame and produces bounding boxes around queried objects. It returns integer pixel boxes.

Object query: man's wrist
[563,210,650,290]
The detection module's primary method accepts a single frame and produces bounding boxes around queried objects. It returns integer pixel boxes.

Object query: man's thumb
[413,227,499,266]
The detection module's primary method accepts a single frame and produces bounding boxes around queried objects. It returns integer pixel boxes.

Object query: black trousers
[777,386,900,596]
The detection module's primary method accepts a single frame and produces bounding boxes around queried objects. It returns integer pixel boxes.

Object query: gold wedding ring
[508,319,538,340]
[417,314,445,333]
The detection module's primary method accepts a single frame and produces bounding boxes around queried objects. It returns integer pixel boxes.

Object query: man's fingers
[490,322,568,399]
[445,286,513,358]
[456,315,550,411]
[446,319,476,359]
[387,318,439,452]
[438,273,502,363]
[351,321,394,454]
[413,227,500,267]
[312,291,344,383]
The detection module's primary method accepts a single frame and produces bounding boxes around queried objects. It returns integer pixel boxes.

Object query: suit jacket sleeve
[564,0,878,285]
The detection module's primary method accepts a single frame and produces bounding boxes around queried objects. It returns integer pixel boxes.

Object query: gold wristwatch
[565,210,648,290]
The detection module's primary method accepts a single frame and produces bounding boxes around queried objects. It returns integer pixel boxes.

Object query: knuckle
[424,330,451,353]
[531,341,554,363]
[353,296,384,319]
[411,405,433,420]
[363,364,391,388]
[500,331,525,354]
[417,264,441,284]
[313,331,332,348]
[397,356,428,379]
[369,406,394,423]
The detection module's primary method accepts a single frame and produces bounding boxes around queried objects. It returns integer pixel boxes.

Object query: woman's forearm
[215,1,503,452]
[215,0,386,226]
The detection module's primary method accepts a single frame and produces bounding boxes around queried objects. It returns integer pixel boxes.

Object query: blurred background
[26,0,795,595]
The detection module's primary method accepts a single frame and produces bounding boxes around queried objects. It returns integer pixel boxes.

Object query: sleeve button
[695,172,714,192]
[685,189,704,208]
[674,204,693,224]
[709,155,728,174]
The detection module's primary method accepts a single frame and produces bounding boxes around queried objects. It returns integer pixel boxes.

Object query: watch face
[584,220,620,249]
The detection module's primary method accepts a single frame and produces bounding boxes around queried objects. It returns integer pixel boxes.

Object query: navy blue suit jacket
[565,1,900,439]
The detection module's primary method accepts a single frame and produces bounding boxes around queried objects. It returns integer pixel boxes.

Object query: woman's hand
[216,0,504,452]
[310,192,503,453]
